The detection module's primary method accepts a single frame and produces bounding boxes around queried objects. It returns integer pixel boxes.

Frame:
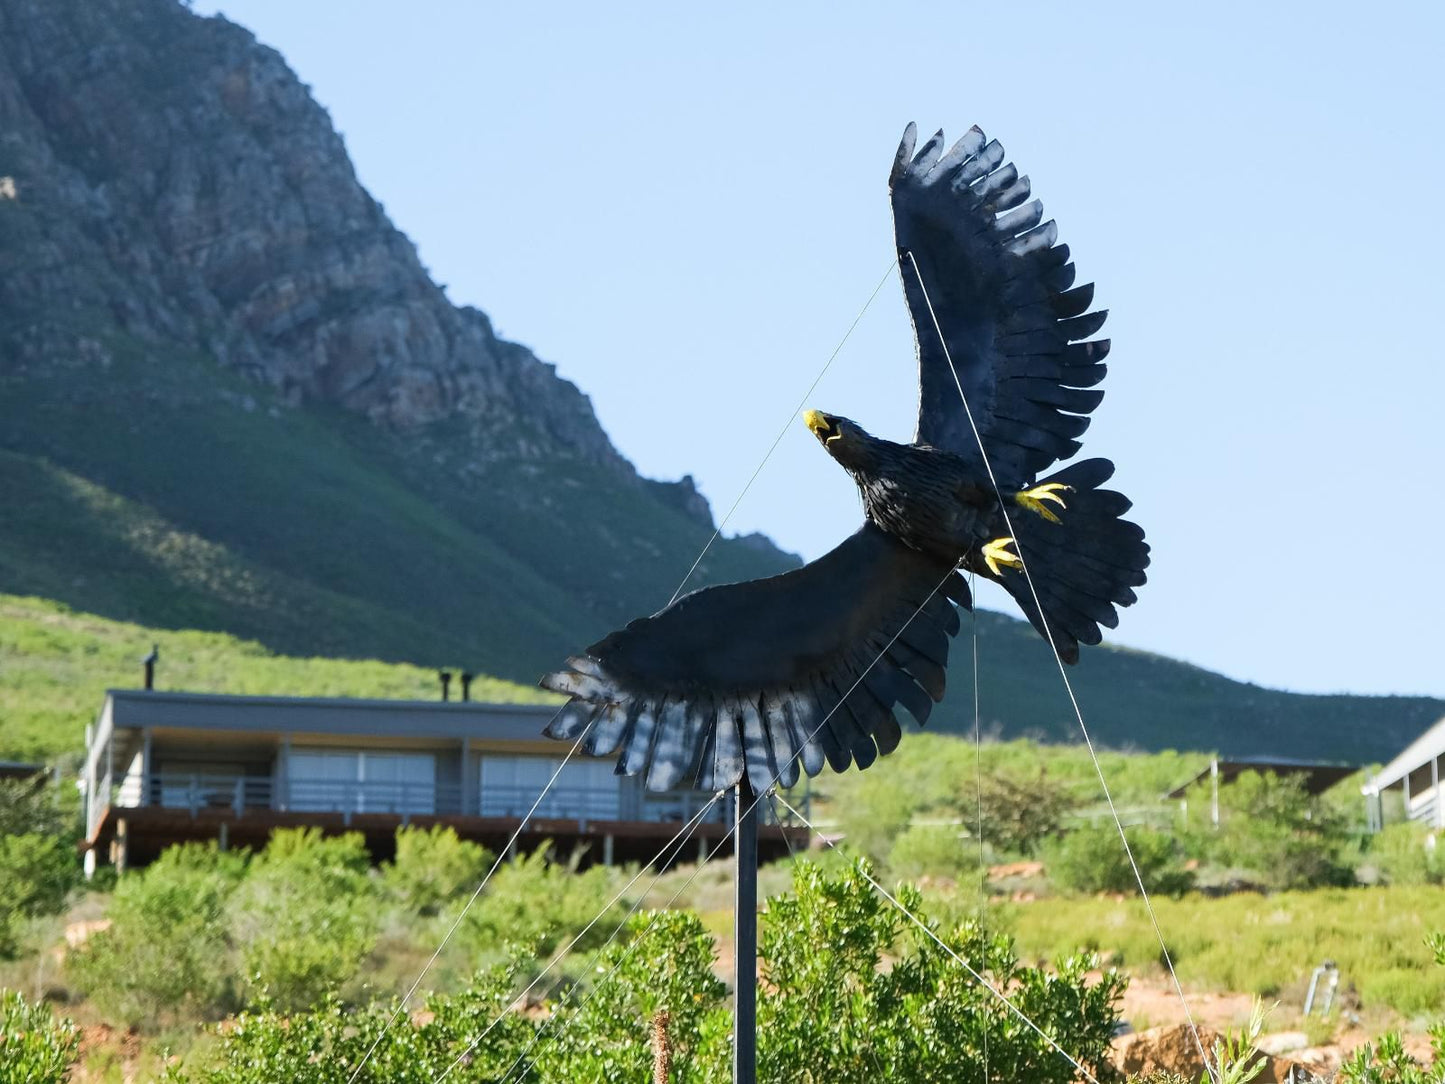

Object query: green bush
[172,859,1125,1083]
[1369,822,1443,887]
[1340,934,1445,1083]
[528,909,730,1083]
[887,823,982,882]
[382,825,492,916]
[759,860,1124,1083]
[458,845,625,959]
[1188,771,1355,890]
[69,842,246,1027]
[0,994,79,1084]
[0,832,76,957]
[1044,824,1194,897]
[974,768,1080,856]
[0,777,76,840]
[0,989,79,1084]
[229,828,378,1012]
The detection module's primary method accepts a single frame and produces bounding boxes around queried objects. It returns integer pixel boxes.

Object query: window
[288,751,435,814]
[479,756,618,820]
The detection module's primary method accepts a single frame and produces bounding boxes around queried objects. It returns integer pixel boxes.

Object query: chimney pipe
[460,672,474,702]
[141,643,158,690]
[439,670,452,702]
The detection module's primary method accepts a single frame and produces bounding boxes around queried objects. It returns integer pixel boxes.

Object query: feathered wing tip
[538,571,971,794]
[892,123,1113,483]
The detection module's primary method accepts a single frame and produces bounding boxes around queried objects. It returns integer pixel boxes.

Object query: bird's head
[803,410,872,468]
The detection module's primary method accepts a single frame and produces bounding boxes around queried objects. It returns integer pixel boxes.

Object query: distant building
[1165,755,1359,826]
[81,690,806,875]
[0,760,47,782]
[1361,715,1445,831]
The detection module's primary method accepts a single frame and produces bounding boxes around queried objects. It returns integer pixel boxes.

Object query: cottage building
[1361,715,1445,831]
[81,689,805,875]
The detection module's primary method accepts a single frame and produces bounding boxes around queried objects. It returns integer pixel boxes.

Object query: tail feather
[1001,458,1148,663]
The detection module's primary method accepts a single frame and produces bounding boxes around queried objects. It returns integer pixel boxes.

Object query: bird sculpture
[540,123,1148,795]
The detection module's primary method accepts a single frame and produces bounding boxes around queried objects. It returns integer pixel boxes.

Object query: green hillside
[0,323,790,685]
[0,594,557,763]
[962,607,1440,765]
[3,588,1438,767]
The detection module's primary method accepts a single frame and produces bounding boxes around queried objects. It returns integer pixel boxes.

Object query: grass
[0,316,795,693]
[1000,885,1445,1017]
[0,594,556,763]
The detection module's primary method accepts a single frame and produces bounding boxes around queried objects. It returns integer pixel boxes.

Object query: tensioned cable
[903,250,1215,1082]
[766,791,894,1081]
[345,709,595,1084]
[666,258,898,606]
[498,803,761,1083]
[503,564,1083,1083]
[774,792,1101,1084]
[970,569,990,1084]
[496,577,957,1079]
[360,257,902,1082]
[427,791,725,1083]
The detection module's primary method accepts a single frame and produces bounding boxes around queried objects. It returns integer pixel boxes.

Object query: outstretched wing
[540,523,969,794]
[891,123,1110,483]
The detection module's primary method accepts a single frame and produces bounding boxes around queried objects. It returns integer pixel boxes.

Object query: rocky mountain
[0,0,796,680]
[0,0,626,456]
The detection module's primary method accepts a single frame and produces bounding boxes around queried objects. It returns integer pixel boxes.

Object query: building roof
[1361,715,1445,796]
[1165,755,1359,800]
[0,760,46,781]
[99,688,561,744]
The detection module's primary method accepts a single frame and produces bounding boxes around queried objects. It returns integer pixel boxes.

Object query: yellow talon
[1014,482,1072,524]
[982,537,1023,576]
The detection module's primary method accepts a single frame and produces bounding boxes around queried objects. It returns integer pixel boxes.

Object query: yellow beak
[803,409,830,438]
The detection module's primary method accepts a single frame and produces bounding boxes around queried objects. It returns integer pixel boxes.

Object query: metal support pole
[1210,758,1220,829]
[734,777,758,1084]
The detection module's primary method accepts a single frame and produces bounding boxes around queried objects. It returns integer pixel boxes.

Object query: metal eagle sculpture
[540,123,1148,795]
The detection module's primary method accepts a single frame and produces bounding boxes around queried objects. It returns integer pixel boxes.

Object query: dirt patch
[988,860,1045,880]
[1111,1024,1327,1083]
[76,1023,142,1082]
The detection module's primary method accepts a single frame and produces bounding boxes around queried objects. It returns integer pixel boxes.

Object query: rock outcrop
[0,0,625,465]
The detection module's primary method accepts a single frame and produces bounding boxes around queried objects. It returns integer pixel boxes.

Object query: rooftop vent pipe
[460,672,474,702]
[141,644,158,690]
[438,670,452,702]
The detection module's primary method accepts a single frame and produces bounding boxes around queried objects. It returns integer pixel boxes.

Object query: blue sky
[195,1,1443,699]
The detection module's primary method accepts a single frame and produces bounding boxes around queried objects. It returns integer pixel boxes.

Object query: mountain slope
[0,0,797,680]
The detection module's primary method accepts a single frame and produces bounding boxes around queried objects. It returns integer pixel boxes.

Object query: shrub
[0,989,79,1084]
[1369,822,1444,887]
[68,842,245,1027]
[528,909,731,1083]
[229,828,378,1011]
[974,768,1080,856]
[887,822,982,882]
[382,825,492,916]
[0,777,75,839]
[758,860,1125,1083]
[1340,934,1445,1083]
[458,845,626,959]
[0,832,76,957]
[1191,771,1355,890]
[173,860,1124,1084]
[1044,823,1194,897]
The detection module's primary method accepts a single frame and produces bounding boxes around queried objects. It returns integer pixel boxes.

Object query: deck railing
[101,772,805,829]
